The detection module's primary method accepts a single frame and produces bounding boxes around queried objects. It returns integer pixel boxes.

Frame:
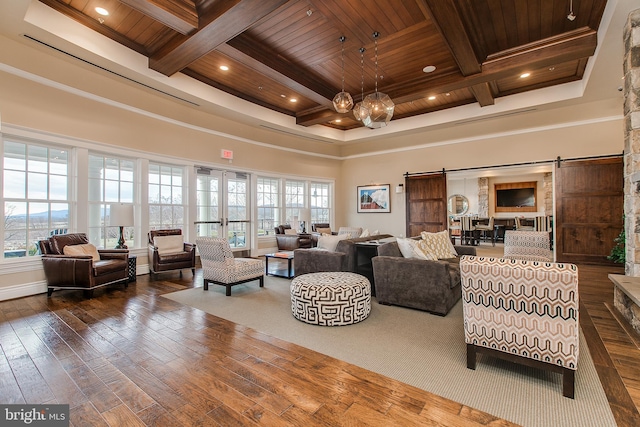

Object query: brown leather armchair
[148,229,196,276]
[274,225,312,250]
[39,233,129,297]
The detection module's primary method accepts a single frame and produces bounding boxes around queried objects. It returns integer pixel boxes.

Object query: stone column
[477,178,488,217]
[624,9,640,276]
[543,172,553,214]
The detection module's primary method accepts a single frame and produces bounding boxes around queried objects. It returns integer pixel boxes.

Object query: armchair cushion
[154,235,185,255]
[63,243,100,261]
[316,227,332,235]
[284,228,298,235]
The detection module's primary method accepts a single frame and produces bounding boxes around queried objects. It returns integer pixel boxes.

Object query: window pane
[4,170,25,198]
[49,150,67,175]
[49,175,68,200]
[89,156,104,178]
[4,141,26,170]
[104,180,119,202]
[120,181,134,203]
[149,184,160,203]
[28,172,47,199]
[104,158,119,180]
[28,145,48,173]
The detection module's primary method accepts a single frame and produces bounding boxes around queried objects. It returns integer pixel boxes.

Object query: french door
[195,169,250,250]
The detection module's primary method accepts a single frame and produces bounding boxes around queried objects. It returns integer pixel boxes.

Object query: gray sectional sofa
[293,234,393,277]
[372,239,476,316]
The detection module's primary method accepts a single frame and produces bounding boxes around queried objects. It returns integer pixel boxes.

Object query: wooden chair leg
[466,344,477,369]
[226,285,232,296]
[562,368,575,399]
[259,276,264,287]
[47,288,54,297]
[203,279,209,291]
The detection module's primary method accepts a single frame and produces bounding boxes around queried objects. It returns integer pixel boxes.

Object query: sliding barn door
[555,157,623,265]
[405,173,447,237]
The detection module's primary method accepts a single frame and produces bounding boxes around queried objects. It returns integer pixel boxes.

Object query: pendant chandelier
[353,47,369,122]
[361,32,394,129]
[332,36,354,113]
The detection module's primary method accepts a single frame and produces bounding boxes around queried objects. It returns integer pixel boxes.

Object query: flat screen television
[496,188,535,208]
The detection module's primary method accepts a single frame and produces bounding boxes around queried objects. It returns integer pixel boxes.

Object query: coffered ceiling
[35,0,609,134]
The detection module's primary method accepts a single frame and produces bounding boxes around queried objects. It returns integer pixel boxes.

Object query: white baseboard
[0,281,48,301]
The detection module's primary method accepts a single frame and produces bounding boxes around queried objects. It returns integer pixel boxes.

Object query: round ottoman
[290,272,371,326]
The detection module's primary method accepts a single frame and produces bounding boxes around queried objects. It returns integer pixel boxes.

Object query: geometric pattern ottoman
[290,272,371,326]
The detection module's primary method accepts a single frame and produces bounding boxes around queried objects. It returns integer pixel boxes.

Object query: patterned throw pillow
[420,230,457,259]
[316,227,332,235]
[396,237,435,260]
[63,243,101,261]
[359,228,370,238]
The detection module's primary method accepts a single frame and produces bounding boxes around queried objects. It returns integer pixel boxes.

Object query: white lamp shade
[109,203,134,226]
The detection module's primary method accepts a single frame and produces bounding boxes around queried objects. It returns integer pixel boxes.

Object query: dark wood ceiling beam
[420,0,481,75]
[295,109,349,127]
[149,0,287,76]
[469,83,494,107]
[120,0,198,35]
[38,0,148,56]
[224,33,336,105]
[296,28,597,126]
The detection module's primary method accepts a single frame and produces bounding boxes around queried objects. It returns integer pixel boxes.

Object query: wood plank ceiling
[38,0,607,131]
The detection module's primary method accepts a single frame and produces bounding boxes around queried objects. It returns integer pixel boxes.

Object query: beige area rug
[163,276,615,427]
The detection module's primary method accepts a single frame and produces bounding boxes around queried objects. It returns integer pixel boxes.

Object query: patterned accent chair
[148,229,196,277]
[196,237,264,296]
[39,233,129,297]
[460,256,579,398]
[503,230,553,262]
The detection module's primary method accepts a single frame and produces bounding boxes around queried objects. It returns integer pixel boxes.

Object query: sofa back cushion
[337,227,363,239]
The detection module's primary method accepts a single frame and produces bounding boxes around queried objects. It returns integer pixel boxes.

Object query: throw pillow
[154,235,184,255]
[63,243,101,261]
[359,228,370,238]
[316,227,332,235]
[420,230,457,259]
[317,233,349,252]
[396,237,433,260]
[284,228,298,235]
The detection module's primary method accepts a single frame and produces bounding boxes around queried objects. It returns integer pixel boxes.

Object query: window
[3,140,70,258]
[310,182,331,224]
[88,154,135,248]
[149,163,185,230]
[285,180,305,223]
[256,177,279,236]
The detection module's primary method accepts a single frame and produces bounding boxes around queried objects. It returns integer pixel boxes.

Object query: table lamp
[109,203,134,249]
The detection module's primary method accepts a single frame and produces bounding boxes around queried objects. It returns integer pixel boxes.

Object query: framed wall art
[357,184,390,213]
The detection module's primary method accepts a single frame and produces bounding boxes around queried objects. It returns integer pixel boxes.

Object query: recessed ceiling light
[219,65,229,71]
[290,98,297,103]
[95,7,109,16]
[428,96,436,100]
[445,93,450,96]
[335,119,342,123]
[280,94,286,98]
[520,72,531,78]
[423,65,436,73]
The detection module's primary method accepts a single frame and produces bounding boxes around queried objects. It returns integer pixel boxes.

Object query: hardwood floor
[1,263,639,426]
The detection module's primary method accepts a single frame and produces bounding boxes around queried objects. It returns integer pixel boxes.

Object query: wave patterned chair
[197,237,264,296]
[39,233,129,297]
[503,230,553,262]
[460,256,579,398]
